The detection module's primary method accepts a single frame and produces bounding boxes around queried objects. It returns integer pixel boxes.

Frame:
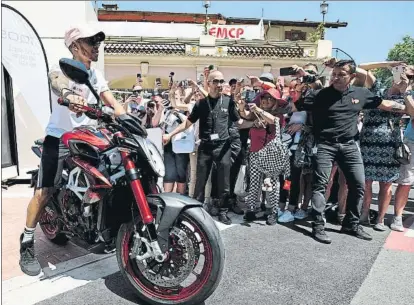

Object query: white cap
[64,24,105,48]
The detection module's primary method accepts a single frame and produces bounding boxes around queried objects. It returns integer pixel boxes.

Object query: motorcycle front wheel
[116,207,225,305]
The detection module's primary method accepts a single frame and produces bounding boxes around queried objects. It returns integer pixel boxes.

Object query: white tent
[1,3,51,180]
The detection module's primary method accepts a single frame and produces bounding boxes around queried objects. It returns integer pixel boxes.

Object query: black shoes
[312,225,332,244]
[244,211,257,222]
[19,234,42,276]
[265,208,277,226]
[203,200,219,217]
[266,213,277,226]
[230,204,244,215]
[218,209,232,225]
[341,225,373,241]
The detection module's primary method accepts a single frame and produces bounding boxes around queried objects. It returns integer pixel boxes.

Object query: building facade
[99,8,348,89]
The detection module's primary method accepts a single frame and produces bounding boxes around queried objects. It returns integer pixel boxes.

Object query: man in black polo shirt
[163,70,240,224]
[292,60,414,244]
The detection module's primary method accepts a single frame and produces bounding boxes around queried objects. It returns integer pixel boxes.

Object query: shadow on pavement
[104,272,206,305]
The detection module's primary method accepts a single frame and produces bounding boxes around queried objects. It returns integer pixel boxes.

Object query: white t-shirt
[45,65,109,138]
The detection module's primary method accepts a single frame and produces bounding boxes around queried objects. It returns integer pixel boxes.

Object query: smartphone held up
[279,67,296,76]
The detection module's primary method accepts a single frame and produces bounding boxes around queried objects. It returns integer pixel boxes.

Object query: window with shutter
[285,30,306,41]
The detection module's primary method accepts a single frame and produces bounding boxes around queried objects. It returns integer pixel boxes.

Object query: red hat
[254,88,287,107]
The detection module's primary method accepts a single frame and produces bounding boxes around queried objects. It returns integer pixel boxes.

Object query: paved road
[3,183,414,305]
[33,216,414,305]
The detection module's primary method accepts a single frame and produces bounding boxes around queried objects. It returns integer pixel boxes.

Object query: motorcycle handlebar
[57,97,114,120]
[57,97,71,107]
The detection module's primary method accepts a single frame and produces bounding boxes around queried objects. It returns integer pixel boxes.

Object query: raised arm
[169,84,192,112]
[358,61,405,71]
[377,93,414,115]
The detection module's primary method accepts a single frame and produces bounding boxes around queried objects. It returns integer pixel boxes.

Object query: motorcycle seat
[34,138,44,145]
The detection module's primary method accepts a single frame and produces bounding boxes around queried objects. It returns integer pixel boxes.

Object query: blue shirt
[404,91,414,141]
[404,119,414,141]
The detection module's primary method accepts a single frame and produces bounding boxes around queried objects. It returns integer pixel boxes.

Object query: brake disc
[139,226,196,287]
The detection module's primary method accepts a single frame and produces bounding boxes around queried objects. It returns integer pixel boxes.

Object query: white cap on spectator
[260,72,275,83]
[64,24,105,48]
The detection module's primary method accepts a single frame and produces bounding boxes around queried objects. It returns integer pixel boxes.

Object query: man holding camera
[124,84,144,114]
[163,70,240,224]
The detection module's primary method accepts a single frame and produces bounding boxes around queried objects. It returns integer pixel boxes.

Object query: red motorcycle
[33,58,225,305]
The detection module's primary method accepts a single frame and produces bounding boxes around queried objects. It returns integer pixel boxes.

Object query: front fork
[120,150,166,262]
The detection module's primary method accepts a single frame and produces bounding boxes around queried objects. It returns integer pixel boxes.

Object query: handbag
[389,119,411,165]
[234,164,248,197]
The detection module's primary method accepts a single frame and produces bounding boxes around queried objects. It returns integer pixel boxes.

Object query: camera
[242,89,257,103]
[180,80,188,88]
[137,73,142,78]
[302,74,318,84]
[169,72,175,77]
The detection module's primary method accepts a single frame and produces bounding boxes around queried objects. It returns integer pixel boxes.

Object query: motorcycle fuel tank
[62,128,112,151]
[62,128,113,164]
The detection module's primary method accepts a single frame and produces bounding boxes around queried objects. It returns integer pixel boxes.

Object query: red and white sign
[209,27,245,39]
[100,21,264,40]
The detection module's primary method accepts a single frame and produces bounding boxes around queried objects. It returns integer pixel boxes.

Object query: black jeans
[311,140,365,228]
[194,140,232,209]
[288,153,303,208]
[229,129,249,198]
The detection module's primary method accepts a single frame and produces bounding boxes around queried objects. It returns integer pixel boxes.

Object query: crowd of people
[122,60,414,244]
[18,24,414,277]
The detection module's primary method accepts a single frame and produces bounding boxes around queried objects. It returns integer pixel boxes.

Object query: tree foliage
[373,35,414,88]
[307,23,325,43]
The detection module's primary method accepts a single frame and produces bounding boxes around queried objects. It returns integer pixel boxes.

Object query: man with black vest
[163,70,240,224]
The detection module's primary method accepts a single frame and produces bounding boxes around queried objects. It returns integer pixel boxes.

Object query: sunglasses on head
[211,79,225,85]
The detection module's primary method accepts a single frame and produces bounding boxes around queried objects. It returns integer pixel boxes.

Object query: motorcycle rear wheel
[39,201,68,245]
[116,207,225,305]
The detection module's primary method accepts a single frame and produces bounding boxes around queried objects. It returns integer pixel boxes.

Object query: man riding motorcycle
[19,24,126,276]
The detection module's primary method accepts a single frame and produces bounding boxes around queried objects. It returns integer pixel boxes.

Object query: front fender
[147,193,203,252]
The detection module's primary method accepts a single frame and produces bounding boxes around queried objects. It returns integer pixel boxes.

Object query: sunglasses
[211,79,225,85]
[133,90,142,95]
[261,95,276,102]
[79,36,102,47]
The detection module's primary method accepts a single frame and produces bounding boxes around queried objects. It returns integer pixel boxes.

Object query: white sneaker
[278,210,295,223]
[390,216,404,232]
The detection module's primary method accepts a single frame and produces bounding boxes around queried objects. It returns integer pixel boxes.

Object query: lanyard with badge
[206,95,223,141]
